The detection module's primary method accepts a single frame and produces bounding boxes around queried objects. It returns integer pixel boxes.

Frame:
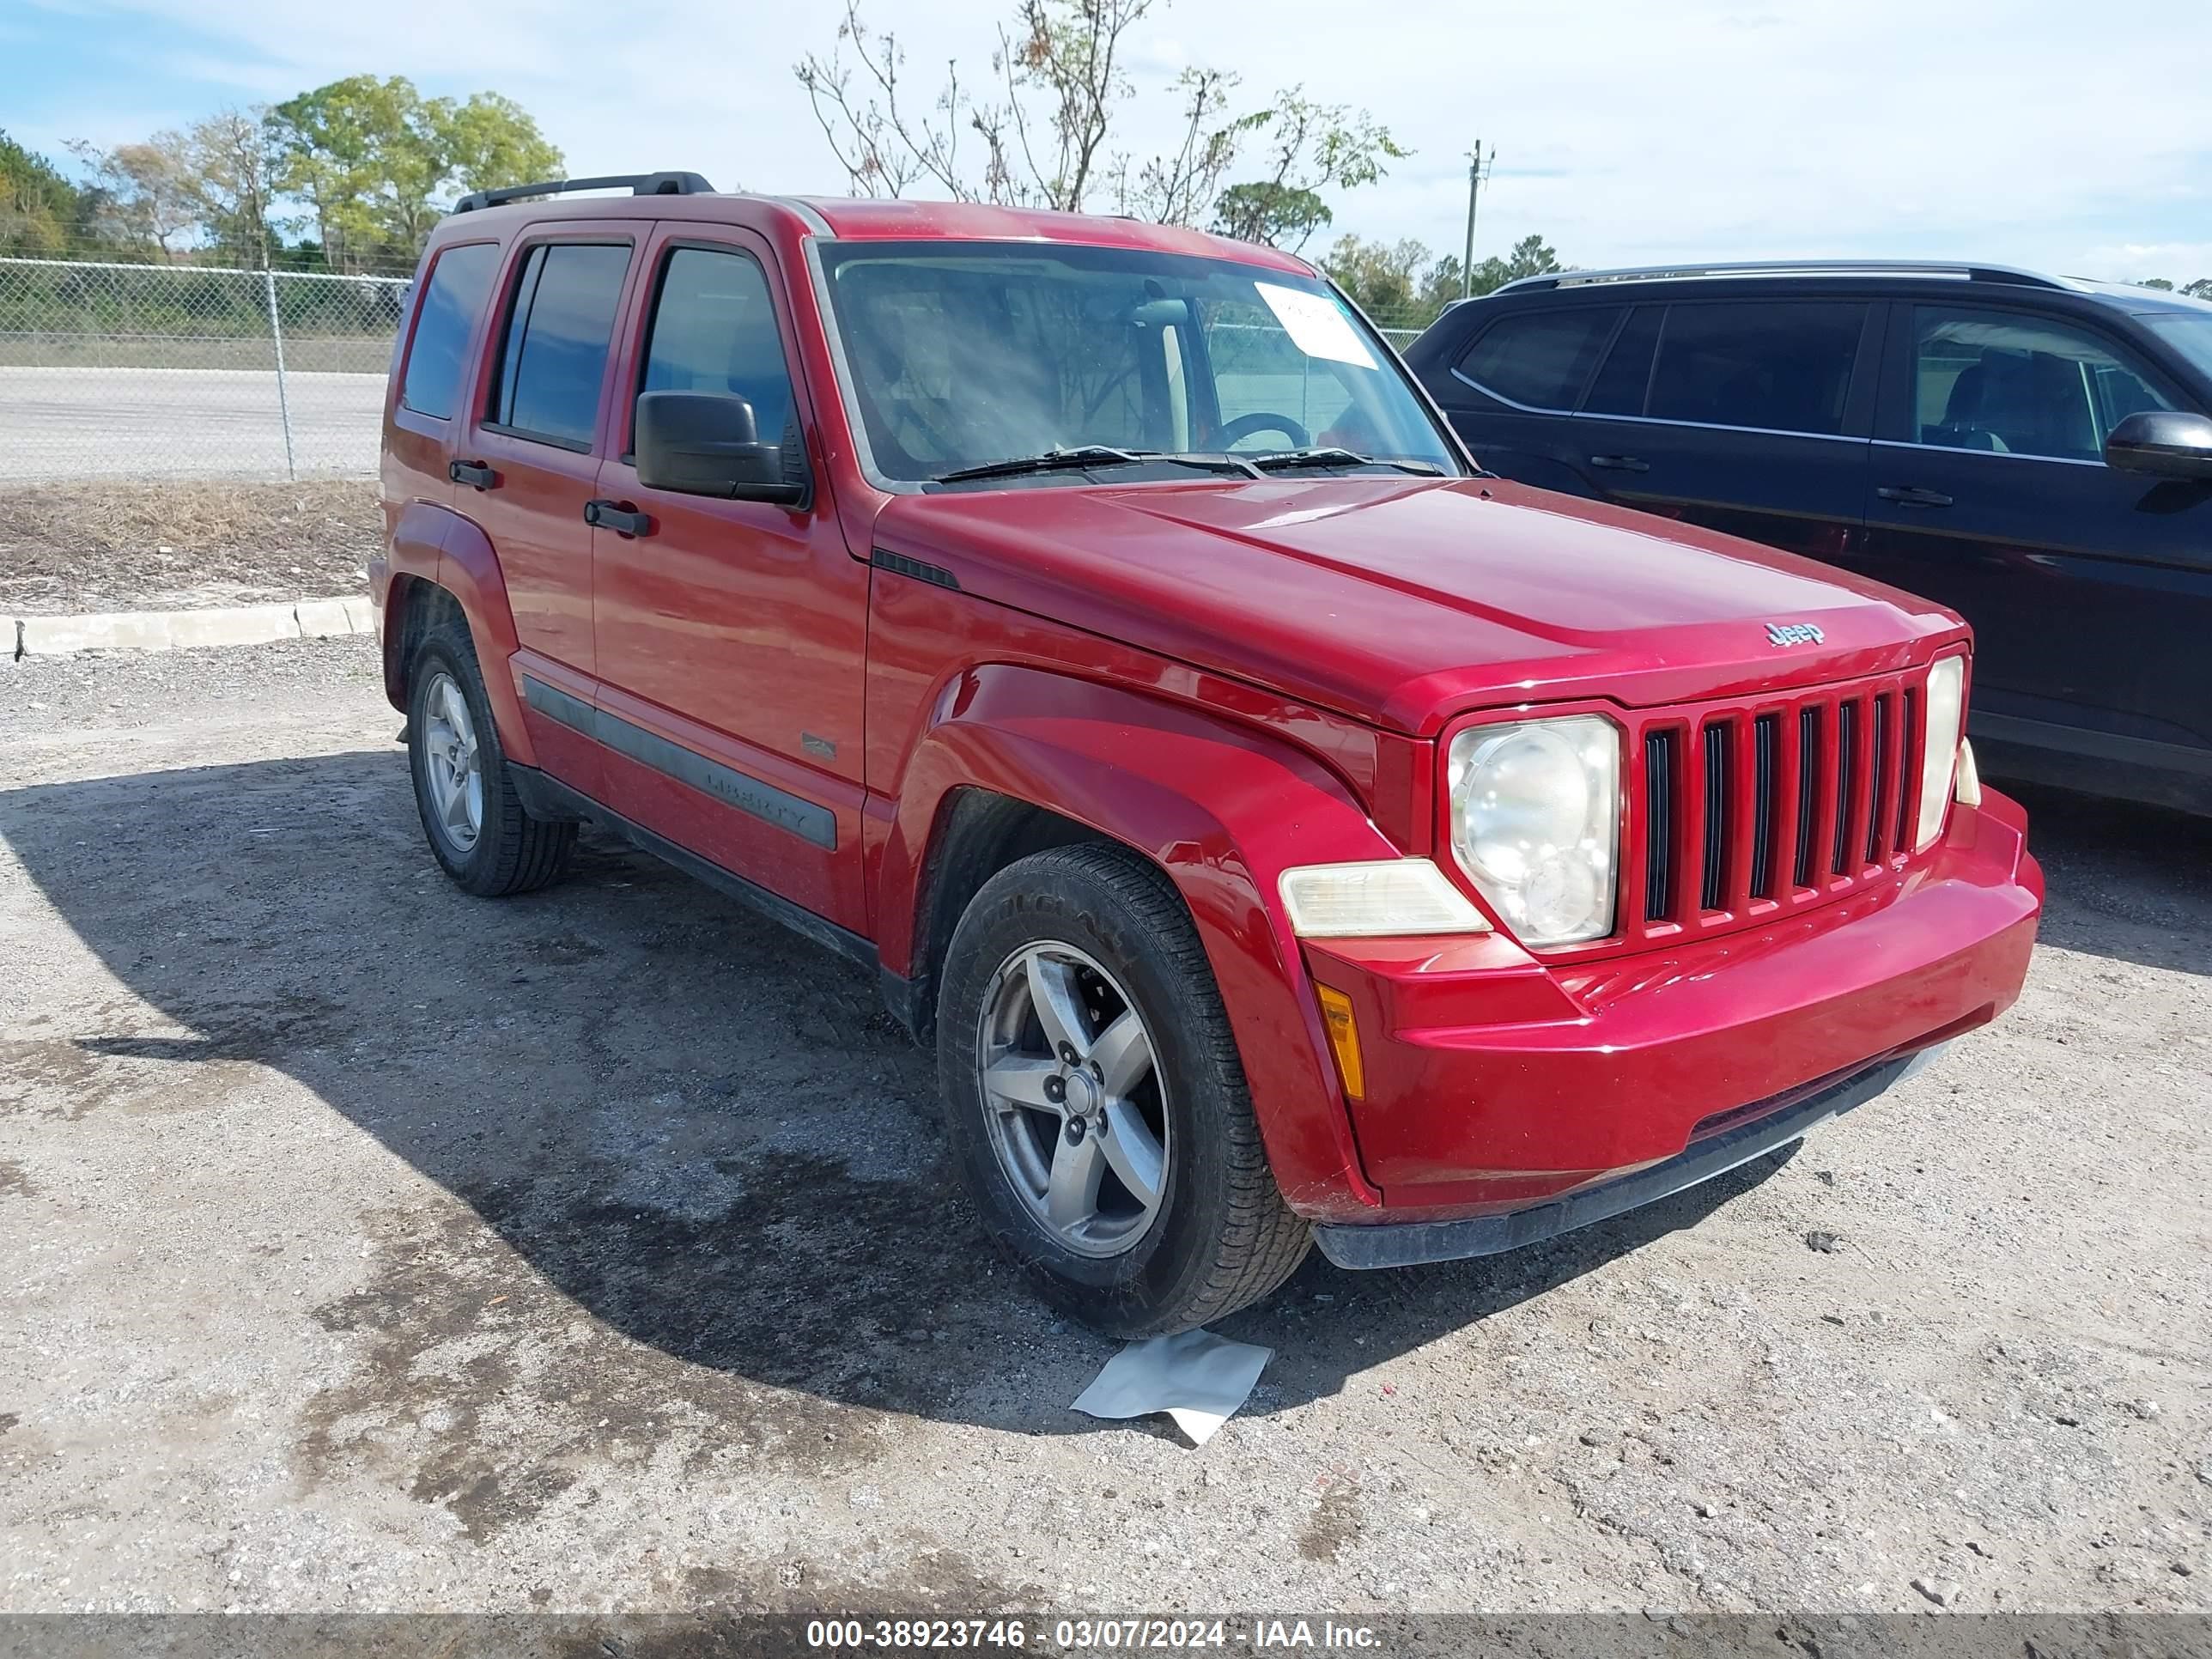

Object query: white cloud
[26,0,2212,281]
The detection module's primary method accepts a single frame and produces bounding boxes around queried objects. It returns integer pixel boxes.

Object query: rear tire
[937,842,1310,1336]
[406,626,574,897]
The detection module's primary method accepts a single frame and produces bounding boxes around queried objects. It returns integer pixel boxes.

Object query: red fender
[880,665,1404,1219]
[372,502,536,769]
[372,500,452,714]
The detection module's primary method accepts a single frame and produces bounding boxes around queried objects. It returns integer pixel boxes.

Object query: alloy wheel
[976,941,1170,1259]
[420,670,484,854]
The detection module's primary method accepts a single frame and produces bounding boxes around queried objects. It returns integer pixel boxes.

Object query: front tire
[406,627,574,897]
[937,843,1310,1336]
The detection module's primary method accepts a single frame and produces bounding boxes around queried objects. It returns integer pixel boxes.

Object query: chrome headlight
[1448,714,1621,946]
[1915,656,1966,852]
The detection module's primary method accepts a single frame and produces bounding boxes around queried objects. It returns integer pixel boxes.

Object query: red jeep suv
[372,173,2043,1336]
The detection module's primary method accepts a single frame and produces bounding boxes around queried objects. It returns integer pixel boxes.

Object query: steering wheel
[1213,410,1311,451]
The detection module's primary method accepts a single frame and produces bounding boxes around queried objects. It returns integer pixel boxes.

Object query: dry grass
[0,479,381,615]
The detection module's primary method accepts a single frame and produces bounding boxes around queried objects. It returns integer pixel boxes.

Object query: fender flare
[378,502,535,768]
[881,664,1402,1218]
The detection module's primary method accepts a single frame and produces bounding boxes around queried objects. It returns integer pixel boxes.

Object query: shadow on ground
[1996,780,2212,975]
[5,751,2198,1456]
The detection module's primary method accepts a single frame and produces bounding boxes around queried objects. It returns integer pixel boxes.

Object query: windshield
[2142,311,2212,385]
[817,240,1462,485]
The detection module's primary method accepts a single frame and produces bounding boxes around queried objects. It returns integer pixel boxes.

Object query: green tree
[1321,234,1434,325]
[267,76,561,270]
[1466,233,1562,297]
[1211,88,1406,251]
[0,130,83,253]
[265,76,398,271]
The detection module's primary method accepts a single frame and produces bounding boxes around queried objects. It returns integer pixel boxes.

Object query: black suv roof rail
[453,172,717,214]
[1494,259,2070,295]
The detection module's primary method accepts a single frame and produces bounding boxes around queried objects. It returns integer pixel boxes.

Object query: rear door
[1861,300,2212,779]
[1556,296,1880,566]
[1437,301,1629,497]
[457,223,644,691]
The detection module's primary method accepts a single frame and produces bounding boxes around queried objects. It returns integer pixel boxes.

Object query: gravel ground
[0,638,2207,1618]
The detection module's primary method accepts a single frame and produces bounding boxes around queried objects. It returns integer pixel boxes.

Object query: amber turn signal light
[1314,984,1366,1103]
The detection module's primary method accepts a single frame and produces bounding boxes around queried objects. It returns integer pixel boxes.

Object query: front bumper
[1314,1044,1940,1267]
[1300,790,2041,1225]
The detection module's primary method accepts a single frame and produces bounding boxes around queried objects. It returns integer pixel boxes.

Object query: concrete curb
[7,595,373,660]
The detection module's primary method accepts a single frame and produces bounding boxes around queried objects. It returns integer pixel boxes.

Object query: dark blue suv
[1405,262,2212,814]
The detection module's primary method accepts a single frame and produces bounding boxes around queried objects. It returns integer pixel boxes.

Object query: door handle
[1589,454,1650,472]
[584,499,653,537]
[1876,485,1953,507]
[449,459,496,489]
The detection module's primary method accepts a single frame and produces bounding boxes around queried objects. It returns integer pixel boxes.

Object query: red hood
[870,477,1966,734]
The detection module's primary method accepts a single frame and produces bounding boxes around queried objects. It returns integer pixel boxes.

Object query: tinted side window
[1911,306,2172,462]
[1646,301,1865,435]
[398,242,498,420]
[1582,306,1662,415]
[1456,307,1622,410]
[637,247,796,453]
[489,243,633,449]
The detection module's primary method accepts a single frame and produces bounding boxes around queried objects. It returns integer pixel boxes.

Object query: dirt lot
[0,638,2207,1618]
[0,481,379,615]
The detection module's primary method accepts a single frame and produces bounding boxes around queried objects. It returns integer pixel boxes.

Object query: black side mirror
[2104,410,2212,481]
[635,391,807,504]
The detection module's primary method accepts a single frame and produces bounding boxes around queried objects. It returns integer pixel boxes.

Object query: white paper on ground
[1253,282,1377,369]
[1070,1328,1273,1446]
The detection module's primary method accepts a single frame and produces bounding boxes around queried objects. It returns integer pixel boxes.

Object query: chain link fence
[0,257,408,484]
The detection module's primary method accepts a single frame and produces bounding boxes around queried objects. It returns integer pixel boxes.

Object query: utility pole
[1461,142,1492,300]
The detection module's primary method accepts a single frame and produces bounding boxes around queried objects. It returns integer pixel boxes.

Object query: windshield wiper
[1246,447,1444,477]
[933,446,1260,484]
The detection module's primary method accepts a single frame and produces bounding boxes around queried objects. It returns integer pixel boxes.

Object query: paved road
[0,367,386,483]
[0,639,2207,1620]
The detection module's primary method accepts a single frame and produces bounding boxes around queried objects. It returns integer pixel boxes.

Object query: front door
[589,225,870,934]
[1859,301,2212,782]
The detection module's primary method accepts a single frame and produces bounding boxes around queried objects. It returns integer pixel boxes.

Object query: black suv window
[398,242,498,421]
[1582,306,1663,415]
[1911,307,2172,462]
[488,242,633,450]
[1456,307,1622,410]
[636,246,797,452]
[1646,301,1865,435]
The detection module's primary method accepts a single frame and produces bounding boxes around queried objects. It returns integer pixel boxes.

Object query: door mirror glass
[635,391,805,502]
[2104,409,2212,480]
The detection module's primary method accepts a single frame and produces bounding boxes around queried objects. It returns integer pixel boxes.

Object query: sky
[7,0,2209,284]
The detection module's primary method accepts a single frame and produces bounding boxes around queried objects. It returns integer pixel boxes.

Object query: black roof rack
[453,172,716,214]
[1495,259,2070,295]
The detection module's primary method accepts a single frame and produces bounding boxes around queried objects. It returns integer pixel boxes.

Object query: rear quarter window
[398,242,499,421]
[1455,307,1623,410]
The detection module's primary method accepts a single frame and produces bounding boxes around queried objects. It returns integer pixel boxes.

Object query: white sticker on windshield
[1254,283,1377,369]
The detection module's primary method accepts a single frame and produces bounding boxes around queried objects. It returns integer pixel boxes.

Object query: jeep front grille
[1629,666,1931,945]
